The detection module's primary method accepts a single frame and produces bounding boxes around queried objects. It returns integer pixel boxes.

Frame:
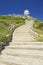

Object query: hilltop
[0,14,43,45]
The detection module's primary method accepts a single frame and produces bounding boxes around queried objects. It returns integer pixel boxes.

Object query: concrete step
[10,42,43,45]
[0,62,7,65]
[0,54,43,65]
[5,45,43,50]
[0,61,21,65]
[2,48,43,57]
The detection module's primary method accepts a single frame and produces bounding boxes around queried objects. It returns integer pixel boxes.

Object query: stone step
[2,49,43,57]
[5,45,43,50]
[0,61,21,65]
[10,42,43,45]
[0,54,43,65]
[0,62,7,65]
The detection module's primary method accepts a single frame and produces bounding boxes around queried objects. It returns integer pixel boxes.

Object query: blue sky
[0,0,43,20]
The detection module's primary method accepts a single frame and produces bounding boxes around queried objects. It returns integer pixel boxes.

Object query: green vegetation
[35,38,43,42]
[0,15,25,43]
[34,19,43,35]
[34,19,43,42]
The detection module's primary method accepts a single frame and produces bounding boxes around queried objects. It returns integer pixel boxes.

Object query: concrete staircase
[0,42,43,65]
[0,20,43,65]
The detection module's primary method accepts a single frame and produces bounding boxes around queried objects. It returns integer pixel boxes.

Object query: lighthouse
[24,10,30,16]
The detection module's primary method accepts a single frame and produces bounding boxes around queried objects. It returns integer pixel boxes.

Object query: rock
[0,42,5,52]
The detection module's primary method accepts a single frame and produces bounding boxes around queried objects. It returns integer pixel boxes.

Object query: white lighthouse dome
[24,10,30,15]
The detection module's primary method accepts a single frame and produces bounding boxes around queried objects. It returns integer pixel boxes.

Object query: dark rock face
[0,42,5,52]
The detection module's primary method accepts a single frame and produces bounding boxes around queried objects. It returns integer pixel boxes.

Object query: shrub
[0,35,9,43]
[34,19,43,34]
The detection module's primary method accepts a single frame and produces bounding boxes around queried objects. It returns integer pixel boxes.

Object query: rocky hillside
[0,15,43,50]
